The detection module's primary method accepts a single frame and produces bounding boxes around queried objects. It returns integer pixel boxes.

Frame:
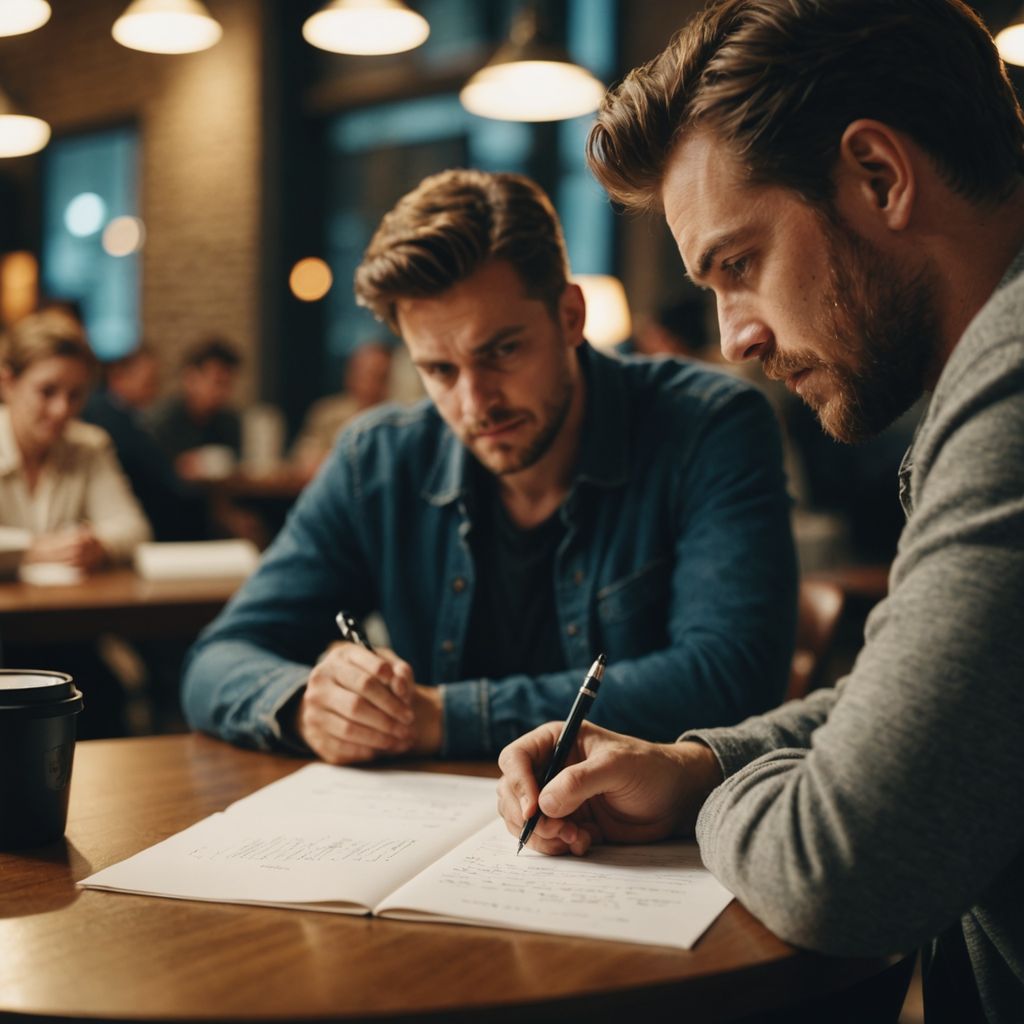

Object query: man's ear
[559,282,586,346]
[837,119,916,231]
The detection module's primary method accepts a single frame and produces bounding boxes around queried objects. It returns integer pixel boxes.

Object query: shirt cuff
[440,679,491,758]
[262,664,314,755]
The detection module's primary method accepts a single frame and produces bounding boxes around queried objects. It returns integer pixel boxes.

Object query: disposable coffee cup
[0,671,84,849]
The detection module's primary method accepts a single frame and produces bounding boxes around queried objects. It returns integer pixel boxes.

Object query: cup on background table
[0,670,84,849]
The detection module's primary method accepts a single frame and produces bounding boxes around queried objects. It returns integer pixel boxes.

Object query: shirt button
[566,623,579,637]
[441,639,455,653]
[452,577,466,593]
[573,570,584,586]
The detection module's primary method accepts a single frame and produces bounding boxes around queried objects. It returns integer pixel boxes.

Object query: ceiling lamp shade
[460,6,605,122]
[112,0,223,54]
[0,88,50,158]
[0,0,51,37]
[302,0,430,56]
[996,10,1024,67]
[573,274,632,349]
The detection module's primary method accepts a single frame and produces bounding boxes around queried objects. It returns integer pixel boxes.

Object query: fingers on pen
[498,721,563,793]
[324,658,415,726]
[305,676,413,743]
[333,688,415,742]
[342,647,415,712]
[311,700,411,752]
[536,760,602,820]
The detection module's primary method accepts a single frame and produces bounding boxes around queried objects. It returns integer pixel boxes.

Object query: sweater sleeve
[692,341,1024,958]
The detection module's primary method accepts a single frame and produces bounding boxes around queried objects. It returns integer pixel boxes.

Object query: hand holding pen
[291,610,420,765]
[516,654,606,854]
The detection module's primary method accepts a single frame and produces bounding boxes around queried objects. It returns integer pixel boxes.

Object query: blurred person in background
[83,344,209,541]
[290,340,395,478]
[0,308,152,737]
[147,336,243,480]
[631,296,713,359]
[0,309,151,569]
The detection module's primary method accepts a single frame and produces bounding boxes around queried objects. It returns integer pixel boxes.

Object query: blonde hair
[1,309,97,378]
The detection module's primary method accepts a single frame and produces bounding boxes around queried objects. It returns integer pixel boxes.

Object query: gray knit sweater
[687,251,1024,1023]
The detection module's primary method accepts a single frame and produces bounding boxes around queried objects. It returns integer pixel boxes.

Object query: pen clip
[336,612,373,652]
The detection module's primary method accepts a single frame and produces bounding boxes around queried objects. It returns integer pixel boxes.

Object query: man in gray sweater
[496,1,1024,1021]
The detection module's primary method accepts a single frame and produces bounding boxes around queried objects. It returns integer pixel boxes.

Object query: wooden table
[0,735,899,1023]
[0,568,241,644]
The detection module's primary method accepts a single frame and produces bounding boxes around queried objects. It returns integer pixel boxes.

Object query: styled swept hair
[588,0,1024,212]
[354,169,570,332]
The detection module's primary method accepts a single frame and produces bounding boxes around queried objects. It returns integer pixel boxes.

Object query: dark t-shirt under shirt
[460,471,567,681]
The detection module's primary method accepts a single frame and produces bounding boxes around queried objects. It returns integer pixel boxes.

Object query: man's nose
[459,369,499,419]
[718,308,772,363]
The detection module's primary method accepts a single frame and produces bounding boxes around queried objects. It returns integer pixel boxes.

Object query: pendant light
[0,0,51,37]
[112,0,223,55]
[302,0,430,57]
[0,87,50,158]
[996,8,1024,67]
[460,4,605,122]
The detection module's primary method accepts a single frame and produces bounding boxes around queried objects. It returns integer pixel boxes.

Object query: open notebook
[79,764,733,950]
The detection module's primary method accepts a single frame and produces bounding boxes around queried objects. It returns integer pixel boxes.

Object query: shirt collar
[0,407,22,476]
[421,341,630,507]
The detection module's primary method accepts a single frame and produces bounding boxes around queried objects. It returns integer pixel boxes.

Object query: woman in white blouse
[0,308,151,571]
[0,309,152,737]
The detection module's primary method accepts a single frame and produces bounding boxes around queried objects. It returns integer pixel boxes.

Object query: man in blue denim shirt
[182,169,796,761]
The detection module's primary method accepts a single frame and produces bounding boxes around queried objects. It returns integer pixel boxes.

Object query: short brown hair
[0,308,97,378]
[588,0,1024,212]
[354,169,570,332]
[181,336,241,371]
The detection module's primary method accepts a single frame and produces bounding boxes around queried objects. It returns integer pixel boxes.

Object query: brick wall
[0,0,263,403]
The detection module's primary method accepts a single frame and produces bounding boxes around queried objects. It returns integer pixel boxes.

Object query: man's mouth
[470,415,528,440]
[785,368,812,394]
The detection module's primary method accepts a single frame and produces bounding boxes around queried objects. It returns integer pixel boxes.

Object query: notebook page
[377,818,734,949]
[80,767,498,912]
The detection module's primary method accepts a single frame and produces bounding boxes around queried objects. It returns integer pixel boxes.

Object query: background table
[0,734,898,1022]
[0,568,241,645]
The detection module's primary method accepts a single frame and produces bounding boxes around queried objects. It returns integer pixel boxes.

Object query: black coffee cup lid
[0,670,75,705]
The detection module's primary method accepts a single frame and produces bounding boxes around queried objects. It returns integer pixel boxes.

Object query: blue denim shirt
[182,345,797,757]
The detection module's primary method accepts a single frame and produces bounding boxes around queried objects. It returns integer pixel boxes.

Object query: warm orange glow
[0,251,38,326]
[289,258,333,302]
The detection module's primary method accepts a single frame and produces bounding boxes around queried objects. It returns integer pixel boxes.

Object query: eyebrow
[689,231,746,283]
[470,325,526,358]
[410,325,525,368]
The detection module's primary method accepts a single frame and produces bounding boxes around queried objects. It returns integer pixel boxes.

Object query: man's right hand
[496,722,724,856]
[294,642,417,764]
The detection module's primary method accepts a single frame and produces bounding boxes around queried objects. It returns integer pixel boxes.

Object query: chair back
[788,579,845,701]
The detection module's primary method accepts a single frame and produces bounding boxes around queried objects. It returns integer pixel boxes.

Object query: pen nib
[516,841,524,856]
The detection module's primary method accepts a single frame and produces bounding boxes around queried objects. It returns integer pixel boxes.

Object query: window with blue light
[41,126,141,359]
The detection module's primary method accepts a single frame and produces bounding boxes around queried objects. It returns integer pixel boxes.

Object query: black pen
[336,612,375,652]
[517,653,606,855]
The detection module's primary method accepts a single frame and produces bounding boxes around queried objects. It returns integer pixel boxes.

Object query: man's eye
[425,365,455,381]
[494,342,518,359]
[723,256,751,280]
